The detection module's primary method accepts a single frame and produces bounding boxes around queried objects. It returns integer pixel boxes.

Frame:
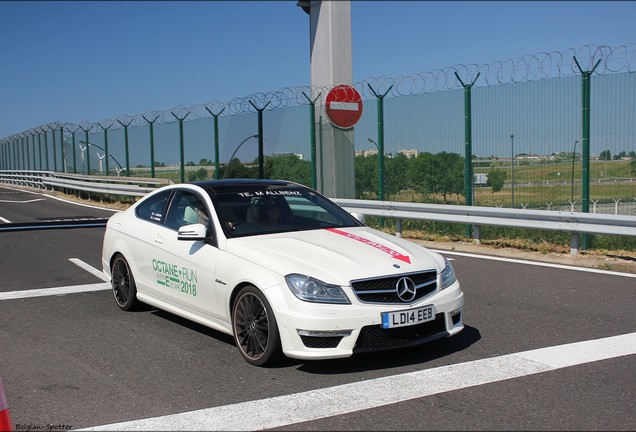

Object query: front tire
[232,286,282,366]
[111,254,141,311]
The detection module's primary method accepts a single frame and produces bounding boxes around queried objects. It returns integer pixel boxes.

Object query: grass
[473,159,635,206]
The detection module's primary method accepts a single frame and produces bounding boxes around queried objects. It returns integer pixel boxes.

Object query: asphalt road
[0,185,634,431]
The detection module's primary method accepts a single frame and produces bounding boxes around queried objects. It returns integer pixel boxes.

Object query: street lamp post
[510,134,515,208]
[604,132,611,178]
[223,134,259,179]
[571,139,579,201]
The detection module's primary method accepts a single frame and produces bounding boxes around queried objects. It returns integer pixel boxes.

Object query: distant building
[355,149,377,157]
[355,149,394,158]
[474,173,488,185]
[272,152,304,160]
[516,153,543,161]
[398,149,419,158]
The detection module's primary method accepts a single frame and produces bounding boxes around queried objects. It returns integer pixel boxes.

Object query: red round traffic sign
[325,84,363,129]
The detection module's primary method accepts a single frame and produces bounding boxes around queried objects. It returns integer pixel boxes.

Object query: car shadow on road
[148,308,237,345]
[147,307,481,373]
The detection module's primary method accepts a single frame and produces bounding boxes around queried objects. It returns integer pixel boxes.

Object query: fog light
[451,309,462,325]
[297,329,352,337]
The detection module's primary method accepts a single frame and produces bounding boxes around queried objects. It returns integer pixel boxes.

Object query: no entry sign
[325,84,363,129]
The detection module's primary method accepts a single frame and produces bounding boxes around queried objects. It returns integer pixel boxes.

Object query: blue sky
[1,0,635,139]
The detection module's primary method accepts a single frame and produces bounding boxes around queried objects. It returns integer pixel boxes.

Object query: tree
[486,168,507,193]
[222,158,251,179]
[406,152,436,199]
[599,150,612,161]
[270,154,311,186]
[188,167,208,182]
[354,155,378,198]
[405,152,464,203]
[613,151,626,160]
[385,152,409,197]
[430,152,465,202]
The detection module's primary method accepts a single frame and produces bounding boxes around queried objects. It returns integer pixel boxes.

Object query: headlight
[440,258,457,290]
[285,274,350,304]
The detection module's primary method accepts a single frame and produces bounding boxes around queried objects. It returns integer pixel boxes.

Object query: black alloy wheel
[232,286,282,366]
[111,254,140,311]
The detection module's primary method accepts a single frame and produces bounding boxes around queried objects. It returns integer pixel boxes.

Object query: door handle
[153,234,164,244]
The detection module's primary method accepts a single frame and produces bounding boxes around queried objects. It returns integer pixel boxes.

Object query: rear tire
[111,254,141,311]
[232,286,282,366]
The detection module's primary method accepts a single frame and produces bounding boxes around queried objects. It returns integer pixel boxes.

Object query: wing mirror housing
[177,223,208,241]
[350,212,366,224]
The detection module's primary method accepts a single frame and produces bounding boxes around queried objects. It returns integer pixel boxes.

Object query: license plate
[381,305,436,329]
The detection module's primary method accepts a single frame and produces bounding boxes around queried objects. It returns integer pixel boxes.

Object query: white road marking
[0,186,43,196]
[0,191,44,221]
[69,258,109,282]
[0,259,109,301]
[80,332,636,431]
[0,282,110,301]
[0,198,45,203]
[42,192,121,212]
[0,185,120,212]
[433,249,636,279]
[0,185,117,226]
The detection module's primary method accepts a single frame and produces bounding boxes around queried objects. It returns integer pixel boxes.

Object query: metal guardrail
[333,198,636,255]
[1,171,634,255]
[0,170,170,197]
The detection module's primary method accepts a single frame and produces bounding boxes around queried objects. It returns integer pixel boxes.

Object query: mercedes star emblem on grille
[396,277,416,302]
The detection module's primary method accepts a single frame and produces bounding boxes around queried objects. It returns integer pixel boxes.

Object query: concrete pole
[301,0,355,198]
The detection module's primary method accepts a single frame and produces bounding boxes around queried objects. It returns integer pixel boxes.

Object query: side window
[135,190,171,223]
[165,190,210,230]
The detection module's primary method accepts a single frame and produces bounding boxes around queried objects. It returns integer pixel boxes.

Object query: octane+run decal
[152,258,198,296]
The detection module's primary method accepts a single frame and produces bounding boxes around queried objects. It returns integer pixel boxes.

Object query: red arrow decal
[327,228,411,264]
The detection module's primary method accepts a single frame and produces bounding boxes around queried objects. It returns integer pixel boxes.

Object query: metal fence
[1,44,635,215]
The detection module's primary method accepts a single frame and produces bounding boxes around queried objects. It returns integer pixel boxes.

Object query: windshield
[209,185,362,238]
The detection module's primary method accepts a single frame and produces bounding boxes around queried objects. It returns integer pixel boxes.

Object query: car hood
[224,226,444,286]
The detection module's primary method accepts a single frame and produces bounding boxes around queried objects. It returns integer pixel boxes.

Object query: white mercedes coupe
[102,179,464,366]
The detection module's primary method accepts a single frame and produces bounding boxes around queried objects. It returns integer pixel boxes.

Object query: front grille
[353,313,447,353]
[351,270,438,304]
[300,335,343,349]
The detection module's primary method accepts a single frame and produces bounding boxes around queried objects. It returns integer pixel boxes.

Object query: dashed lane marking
[0,282,110,301]
[0,259,109,301]
[69,258,109,282]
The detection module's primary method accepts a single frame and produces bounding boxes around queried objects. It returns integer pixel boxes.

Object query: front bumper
[270,280,464,360]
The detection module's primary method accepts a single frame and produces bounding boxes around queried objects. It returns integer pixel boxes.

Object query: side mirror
[350,212,366,224]
[177,223,208,241]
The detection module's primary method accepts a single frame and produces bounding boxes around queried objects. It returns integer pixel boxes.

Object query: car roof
[191,179,303,196]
